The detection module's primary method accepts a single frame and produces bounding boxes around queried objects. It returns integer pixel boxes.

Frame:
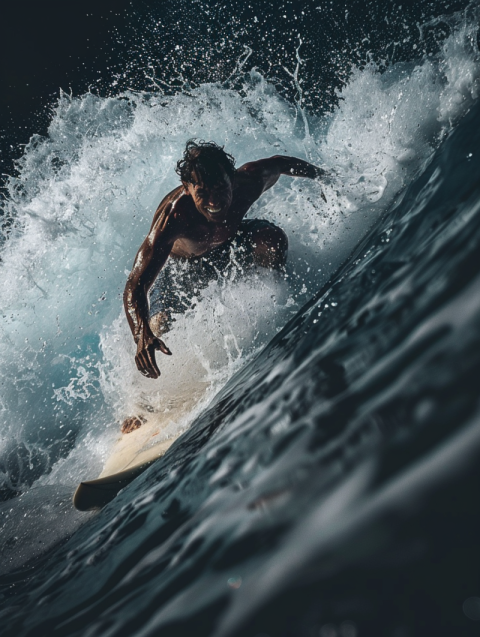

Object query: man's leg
[149,311,171,338]
[238,220,288,271]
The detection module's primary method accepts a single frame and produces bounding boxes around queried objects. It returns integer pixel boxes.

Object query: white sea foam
[0,7,478,514]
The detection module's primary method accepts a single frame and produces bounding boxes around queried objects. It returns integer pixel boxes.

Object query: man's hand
[135,324,172,379]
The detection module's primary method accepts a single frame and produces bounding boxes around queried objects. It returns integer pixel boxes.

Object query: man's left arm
[240,155,327,199]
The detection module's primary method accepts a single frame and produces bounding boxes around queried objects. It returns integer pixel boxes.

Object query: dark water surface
[1,2,480,636]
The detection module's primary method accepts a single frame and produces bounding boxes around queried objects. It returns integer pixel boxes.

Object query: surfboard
[74,319,211,511]
[73,415,182,511]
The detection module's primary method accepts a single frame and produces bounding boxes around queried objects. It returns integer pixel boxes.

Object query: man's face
[183,167,233,223]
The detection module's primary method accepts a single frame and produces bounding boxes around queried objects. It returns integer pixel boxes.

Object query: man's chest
[172,195,255,257]
[173,220,239,257]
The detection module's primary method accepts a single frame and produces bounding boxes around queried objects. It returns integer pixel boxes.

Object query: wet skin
[124,154,326,378]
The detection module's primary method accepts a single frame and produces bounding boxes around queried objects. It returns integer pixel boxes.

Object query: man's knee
[149,311,171,337]
[255,224,288,251]
[251,223,288,269]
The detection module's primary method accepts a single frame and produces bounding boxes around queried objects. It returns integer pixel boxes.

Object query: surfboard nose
[73,462,154,511]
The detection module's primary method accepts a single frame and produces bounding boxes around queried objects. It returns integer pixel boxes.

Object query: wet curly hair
[175,140,236,186]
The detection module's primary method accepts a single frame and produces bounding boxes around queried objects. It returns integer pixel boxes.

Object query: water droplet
[227,576,242,589]
[463,596,480,621]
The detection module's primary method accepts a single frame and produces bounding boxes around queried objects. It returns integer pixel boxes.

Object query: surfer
[124,139,326,379]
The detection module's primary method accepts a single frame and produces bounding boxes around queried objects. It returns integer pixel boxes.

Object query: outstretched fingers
[135,338,172,379]
[146,345,161,378]
[135,352,148,376]
[135,347,160,379]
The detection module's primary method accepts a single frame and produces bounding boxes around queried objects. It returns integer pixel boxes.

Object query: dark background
[0,0,471,185]
[0,0,134,179]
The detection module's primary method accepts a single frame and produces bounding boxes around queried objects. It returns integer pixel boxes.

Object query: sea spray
[0,3,479,577]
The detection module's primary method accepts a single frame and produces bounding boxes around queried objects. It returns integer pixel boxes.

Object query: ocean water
[1,2,480,635]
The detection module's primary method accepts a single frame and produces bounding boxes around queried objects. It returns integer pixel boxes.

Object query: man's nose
[207,193,220,206]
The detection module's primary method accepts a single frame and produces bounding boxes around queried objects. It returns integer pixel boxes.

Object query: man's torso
[163,167,265,259]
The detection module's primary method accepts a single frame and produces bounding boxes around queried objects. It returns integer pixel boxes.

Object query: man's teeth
[206,206,221,213]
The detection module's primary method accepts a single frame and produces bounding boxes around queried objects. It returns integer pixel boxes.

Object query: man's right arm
[123,194,180,378]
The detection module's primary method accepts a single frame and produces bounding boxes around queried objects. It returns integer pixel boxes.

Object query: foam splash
[0,6,478,509]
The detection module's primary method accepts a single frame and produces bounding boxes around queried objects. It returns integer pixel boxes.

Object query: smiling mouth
[205,206,222,214]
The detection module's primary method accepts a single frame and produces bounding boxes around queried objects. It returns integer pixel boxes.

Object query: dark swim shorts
[149,218,276,323]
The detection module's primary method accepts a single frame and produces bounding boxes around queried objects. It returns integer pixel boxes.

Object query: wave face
[1,3,480,635]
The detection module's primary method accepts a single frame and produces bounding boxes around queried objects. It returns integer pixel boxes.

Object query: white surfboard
[73,416,179,511]
[73,305,220,512]
[73,377,209,511]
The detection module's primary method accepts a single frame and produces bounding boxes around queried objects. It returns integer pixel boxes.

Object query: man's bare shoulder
[144,187,195,248]
[151,186,191,227]
[156,185,186,212]
[235,156,283,195]
[236,159,268,179]
[234,159,271,192]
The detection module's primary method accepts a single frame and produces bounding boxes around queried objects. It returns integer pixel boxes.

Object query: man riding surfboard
[124,139,326,380]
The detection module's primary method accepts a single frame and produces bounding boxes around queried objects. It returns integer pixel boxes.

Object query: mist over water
[1,2,480,634]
